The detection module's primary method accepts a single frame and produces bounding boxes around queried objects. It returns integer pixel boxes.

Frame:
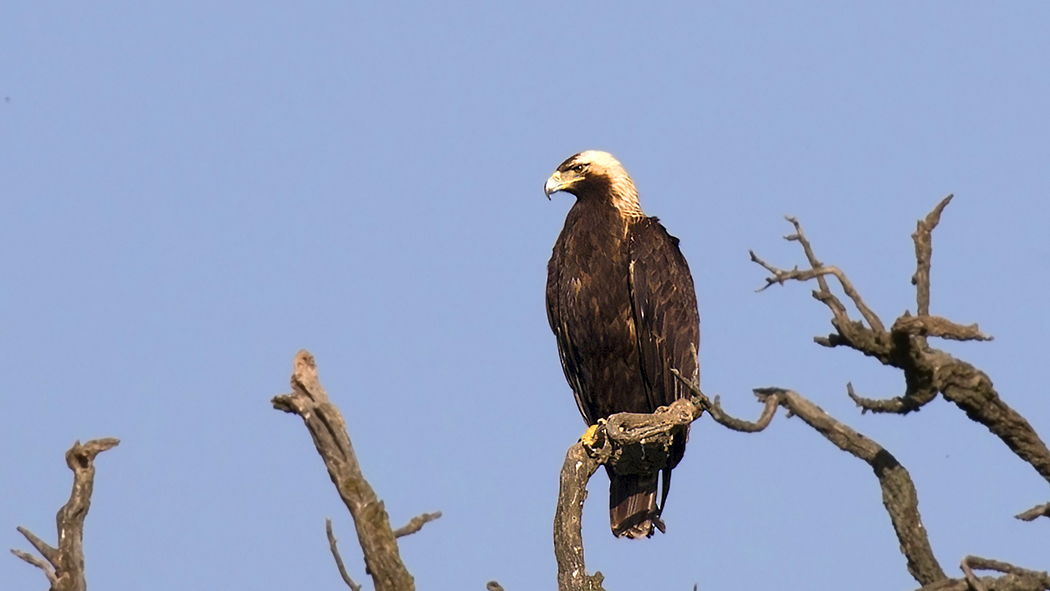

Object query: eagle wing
[546,239,599,425]
[627,217,700,412]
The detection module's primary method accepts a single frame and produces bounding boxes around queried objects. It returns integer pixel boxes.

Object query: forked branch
[273,350,440,591]
[749,197,1050,486]
[10,438,119,591]
[745,197,1049,590]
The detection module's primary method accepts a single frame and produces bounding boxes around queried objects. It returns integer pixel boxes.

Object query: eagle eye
[572,164,586,173]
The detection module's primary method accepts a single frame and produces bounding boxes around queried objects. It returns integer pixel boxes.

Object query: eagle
[544,150,700,539]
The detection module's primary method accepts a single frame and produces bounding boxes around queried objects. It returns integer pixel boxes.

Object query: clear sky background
[2,2,1048,590]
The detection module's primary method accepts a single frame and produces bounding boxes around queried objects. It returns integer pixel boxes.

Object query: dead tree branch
[393,511,442,538]
[10,438,119,591]
[1015,502,1050,522]
[273,350,438,591]
[552,378,952,588]
[672,371,778,433]
[912,194,953,317]
[917,556,1050,591]
[755,388,946,585]
[554,439,606,591]
[749,196,1050,487]
[554,395,707,591]
[745,197,1048,590]
[960,556,1050,591]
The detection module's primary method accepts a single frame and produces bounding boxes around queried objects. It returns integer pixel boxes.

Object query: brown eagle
[544,150,700,539]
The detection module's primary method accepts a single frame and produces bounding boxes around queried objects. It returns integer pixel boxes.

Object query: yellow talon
[581,420,605,447]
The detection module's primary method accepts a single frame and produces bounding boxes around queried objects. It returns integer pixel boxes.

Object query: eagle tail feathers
[609,471,660,539]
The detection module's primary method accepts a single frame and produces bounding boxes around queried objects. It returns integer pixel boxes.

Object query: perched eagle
[544,150,700,539]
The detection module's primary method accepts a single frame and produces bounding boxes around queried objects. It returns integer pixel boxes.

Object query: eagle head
[544,150,643,218]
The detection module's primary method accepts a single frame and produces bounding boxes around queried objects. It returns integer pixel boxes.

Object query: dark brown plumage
[544,150,700,539]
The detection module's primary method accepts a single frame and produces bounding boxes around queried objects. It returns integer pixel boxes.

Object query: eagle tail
[608,470,661,539]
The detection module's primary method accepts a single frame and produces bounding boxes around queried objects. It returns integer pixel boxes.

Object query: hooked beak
[544,171,565,200]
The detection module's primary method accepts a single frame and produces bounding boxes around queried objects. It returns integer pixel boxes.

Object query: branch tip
[1015,502,1050,522]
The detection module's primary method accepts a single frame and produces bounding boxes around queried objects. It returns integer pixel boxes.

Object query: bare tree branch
[674,369,777,432]
[749,199,1050,487]
[846,381,939,415]
[745,199,1049,590]
[891,314,992,342]
[554,396,706,591]
[957,556,1050,591]
[10,438,119,591]
[15,525,58,564]
[1015,502,1050,522]
[326,518,363,591]
[752,388,947,586]
[393,512,442,538]
[554,439,606,591]
[961,556,991,591]
[10,549,57,585]
[912,194,953,317]
[273,350,423,591]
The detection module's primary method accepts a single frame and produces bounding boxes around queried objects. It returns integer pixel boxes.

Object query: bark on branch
[273,350,439,591]
[10,438,119,591]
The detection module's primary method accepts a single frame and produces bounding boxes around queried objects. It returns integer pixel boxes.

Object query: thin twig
[326,519,363,591]
[671,369,713,413]
[784,215,832,294]
[750,253,885,335]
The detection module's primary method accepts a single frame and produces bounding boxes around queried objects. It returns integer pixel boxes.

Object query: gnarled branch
[754,388,946,585]
[750,198,1050,486]
[10,438,119,591]
[554,395,708,591]
[273,350,439,591]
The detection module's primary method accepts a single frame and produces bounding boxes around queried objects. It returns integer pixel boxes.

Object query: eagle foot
[581,419,607,449]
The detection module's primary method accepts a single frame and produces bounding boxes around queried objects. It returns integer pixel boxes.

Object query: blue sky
[2,2,1048,590]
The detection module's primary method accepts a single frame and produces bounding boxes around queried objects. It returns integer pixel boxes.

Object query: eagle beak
[544,172,564,200]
